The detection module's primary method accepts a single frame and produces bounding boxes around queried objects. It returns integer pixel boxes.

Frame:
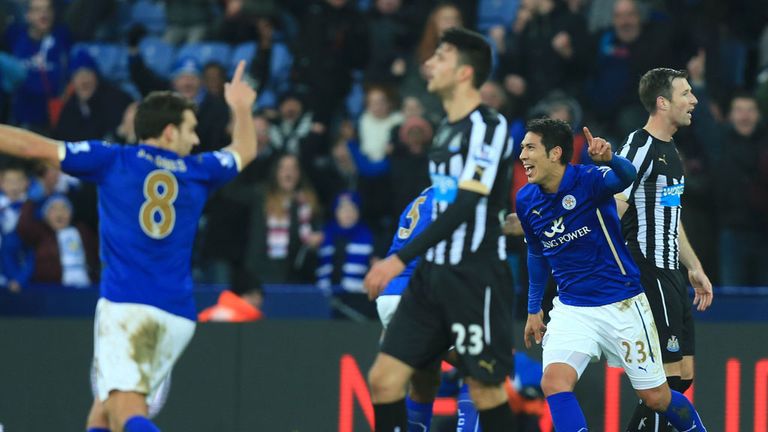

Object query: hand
[583,126,612,163]
[7,280,21,293]
[363,255,406,300]
[524,310,547,349]
[225,60,257,112]
[551,31,573,58]
[502,212,523,236]
[504,74,526,96]
[305,232,324,249]
[390,58,406,77]
[686,49,706,85]
[689,268,713,311]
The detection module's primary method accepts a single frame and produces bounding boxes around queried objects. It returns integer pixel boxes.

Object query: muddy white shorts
[92,298,195,403]
[542,293,667,390]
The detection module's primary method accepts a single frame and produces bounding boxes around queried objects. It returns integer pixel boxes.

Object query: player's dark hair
[440,27,492,88]
[526,118,573,165]
[134,91,195,141]
[638,68,688,114]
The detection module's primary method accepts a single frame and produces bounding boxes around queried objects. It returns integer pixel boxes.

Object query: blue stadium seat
[71,43,129,83]
[176,42,232,70]
[230,42,257,73]
[477,0,520,32]
[139,36,176,79]
[129,0,167,36]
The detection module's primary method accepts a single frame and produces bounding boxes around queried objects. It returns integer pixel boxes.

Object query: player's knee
[368,363,402,399]
[466,378,507,410]
[540,374,574,396]
[639,386,671,412]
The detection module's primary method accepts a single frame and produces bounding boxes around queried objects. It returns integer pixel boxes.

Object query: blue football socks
[457,383,481,431]
[406,395,433,432]
[547,391,588,431]
[664,390,706,431]
[124,416,161,432]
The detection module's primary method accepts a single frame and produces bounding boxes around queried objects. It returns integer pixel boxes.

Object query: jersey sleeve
[582,156,638,201]
[615,136,652,203]
[197,149,242,190]
[458,114,513,196]
[59,140,119,183]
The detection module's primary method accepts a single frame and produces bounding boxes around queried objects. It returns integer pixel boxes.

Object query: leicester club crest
[562,194,577,210]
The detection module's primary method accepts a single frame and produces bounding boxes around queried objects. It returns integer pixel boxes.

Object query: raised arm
[0,125,63,167]
[583,127,637,192]
[224,60,258,168]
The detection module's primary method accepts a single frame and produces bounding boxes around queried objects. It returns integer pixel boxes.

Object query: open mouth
[523,163,535,178]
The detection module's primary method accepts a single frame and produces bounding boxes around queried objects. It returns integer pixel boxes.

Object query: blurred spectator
[691,74,768,286]
[214,0,277,43]
[529,91,590,163]
[129,53,230,152]
[498,0,590,109]
[358,85,403,163]
[388,115,431,222]
[363,0,416,84]
[270,93,314,156]
[243,153,323,284]
[316,191,373,293]
[198,269,265,322]
[114,101,139,144]
[400,3,462,124]
[54,50,133,141]
[0,164,34,292]
[584,0,675,138]
[17,194,98,287]
[163,0,213,45]
[307,122,358,212]
[4,0,71,131]
[236,113,281,185]
[63,0,116,42]
[292,0,369,124]
[202,61,227,98]
[27,164,78,202]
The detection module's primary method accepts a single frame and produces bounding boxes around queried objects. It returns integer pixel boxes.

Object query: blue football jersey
[516,164,643,307]
[381,187,434,296]
[60,140,240,320]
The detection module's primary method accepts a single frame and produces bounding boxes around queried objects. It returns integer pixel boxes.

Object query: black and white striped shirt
[423,105,513,265]
[617,129,685,269]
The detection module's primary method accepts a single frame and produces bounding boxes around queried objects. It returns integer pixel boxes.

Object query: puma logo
[532,209,541,216]
[478,359,496,374]
[658,154,667,165]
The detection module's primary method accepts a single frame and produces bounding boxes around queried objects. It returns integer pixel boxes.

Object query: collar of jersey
[539,163,577,196]
[137,144,182,158]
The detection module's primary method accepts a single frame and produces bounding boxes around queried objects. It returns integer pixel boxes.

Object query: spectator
[363,0,415,85]
[317,191,374,293]
[17,194,99,287]
[4,0,71,131]
[202,62,227,98]
[0,164,34,292]
[54,50,133,142]
[129,54,231,152]
[291,0,369,124]
[400,3,463,124]
[388,115,431,223]
[114,102,139,144]
[307,122,358,212]
[198,269,265,322]
[584,0,676,138]
[270,93,314,156]
[163,0,213,45]
[497,0,590,109]
[243,153,323,284]
[691,78,768,287]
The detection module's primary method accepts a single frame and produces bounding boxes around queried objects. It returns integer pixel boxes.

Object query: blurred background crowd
[0,0,766,319]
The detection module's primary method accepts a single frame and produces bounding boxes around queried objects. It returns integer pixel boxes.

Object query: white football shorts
[376,295,401,329]
[542,293,667,390]
[92,298,195,403]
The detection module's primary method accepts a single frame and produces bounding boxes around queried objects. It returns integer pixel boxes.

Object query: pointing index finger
[583,127,594,147]
[231,60,246,84]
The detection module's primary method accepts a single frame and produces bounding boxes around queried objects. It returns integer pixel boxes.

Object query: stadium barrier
[0,320,766,431]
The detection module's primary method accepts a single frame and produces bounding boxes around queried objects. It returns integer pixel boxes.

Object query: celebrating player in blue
[516,118,706,431]
[0,61,257,432]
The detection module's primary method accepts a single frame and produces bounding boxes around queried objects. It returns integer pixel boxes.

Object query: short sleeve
[458,113,512,195]
[60,140,119,183]
[197,149,241,190]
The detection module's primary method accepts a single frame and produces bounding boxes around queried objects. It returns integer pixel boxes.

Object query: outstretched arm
[224,60,258,168]
[584,127,637,192]
[0,125,63,167]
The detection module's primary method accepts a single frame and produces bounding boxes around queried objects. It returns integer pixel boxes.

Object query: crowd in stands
[0,0,766,309]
